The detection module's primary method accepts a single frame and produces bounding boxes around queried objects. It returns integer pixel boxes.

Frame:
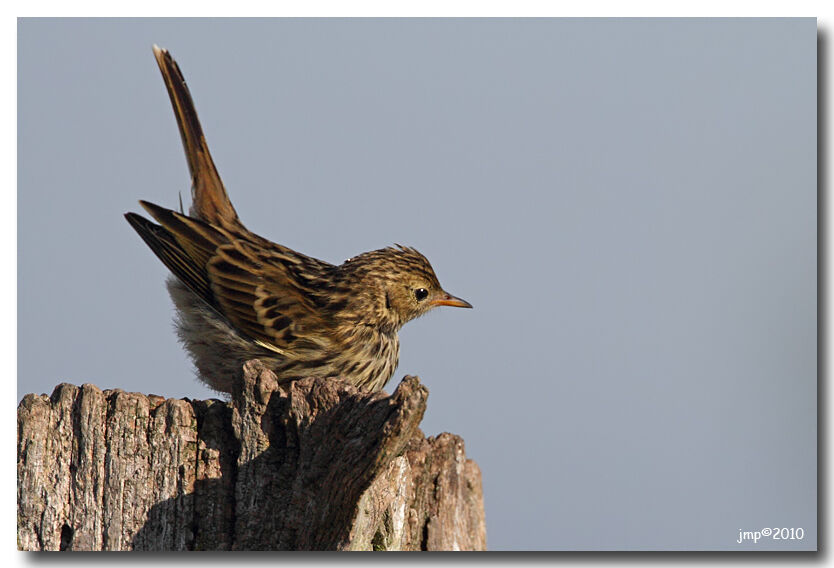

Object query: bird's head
[340,245,472,330]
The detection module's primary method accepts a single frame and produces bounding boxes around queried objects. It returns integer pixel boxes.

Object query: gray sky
[18,18,816,550]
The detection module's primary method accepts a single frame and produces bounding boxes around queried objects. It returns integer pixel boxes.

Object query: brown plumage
[125,46,471,393]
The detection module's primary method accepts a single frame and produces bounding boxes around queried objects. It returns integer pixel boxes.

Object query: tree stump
[16,361,486,551]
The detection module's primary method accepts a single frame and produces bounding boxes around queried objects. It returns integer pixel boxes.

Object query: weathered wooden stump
[17,361,486,551]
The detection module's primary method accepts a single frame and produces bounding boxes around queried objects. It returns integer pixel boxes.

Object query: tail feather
[152,45,242,229]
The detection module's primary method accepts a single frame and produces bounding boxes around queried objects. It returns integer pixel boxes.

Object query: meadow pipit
[125,46,471,393]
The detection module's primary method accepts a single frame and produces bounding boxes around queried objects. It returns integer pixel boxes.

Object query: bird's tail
[152,45,242,229]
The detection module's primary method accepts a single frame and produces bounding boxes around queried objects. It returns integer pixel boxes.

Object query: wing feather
[127,200,338,357]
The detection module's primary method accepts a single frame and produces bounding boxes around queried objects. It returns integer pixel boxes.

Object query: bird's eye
[414,288,429,301]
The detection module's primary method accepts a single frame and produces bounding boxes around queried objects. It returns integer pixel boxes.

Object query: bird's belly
[166,277,282,393]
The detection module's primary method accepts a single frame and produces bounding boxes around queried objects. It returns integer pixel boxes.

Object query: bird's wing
[206,238,339,357]
[130,200,337,356]
[125,210,215,302]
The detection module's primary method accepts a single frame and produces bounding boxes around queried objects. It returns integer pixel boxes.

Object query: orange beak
[431,292,473,309]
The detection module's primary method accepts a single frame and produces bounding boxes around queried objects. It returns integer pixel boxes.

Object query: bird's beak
[431,292,473,309]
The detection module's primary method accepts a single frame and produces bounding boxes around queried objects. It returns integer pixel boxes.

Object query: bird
[124,46,472,394]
